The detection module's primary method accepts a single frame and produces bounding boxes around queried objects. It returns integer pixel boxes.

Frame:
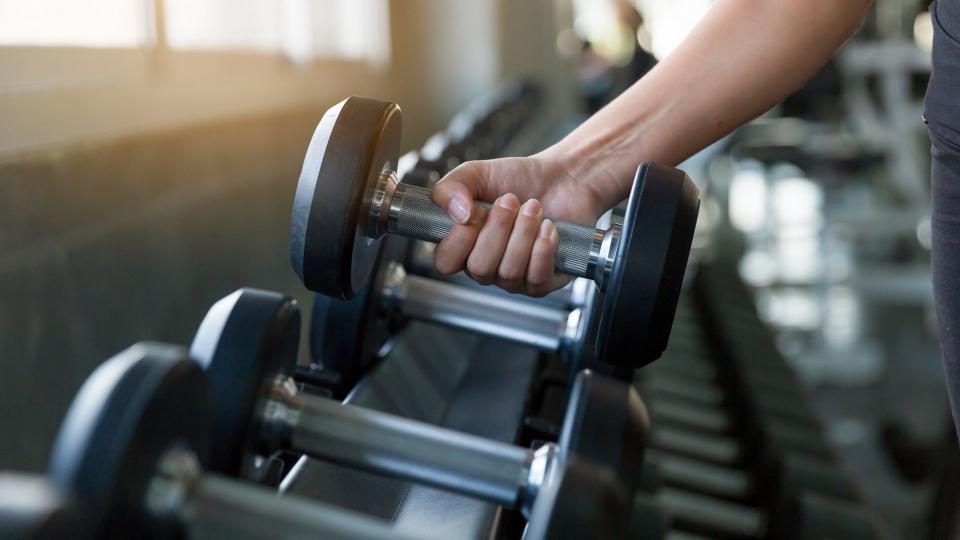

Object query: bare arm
[432,0,871,295]
[543,0,872,208]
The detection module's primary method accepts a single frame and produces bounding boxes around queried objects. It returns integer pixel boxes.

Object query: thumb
[432,161,488,225]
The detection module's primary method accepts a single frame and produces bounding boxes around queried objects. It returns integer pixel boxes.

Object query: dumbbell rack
[635,262,884,538]
[283,324,542,537]
[281,84,885,538]
[278,262,887,539]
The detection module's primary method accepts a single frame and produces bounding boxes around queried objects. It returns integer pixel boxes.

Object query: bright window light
[914,11,933,52]
[0,0,151,48]
[164,0,390,64]
[164,0,281,53]
[729,161,767,233]
[635,0,712,59]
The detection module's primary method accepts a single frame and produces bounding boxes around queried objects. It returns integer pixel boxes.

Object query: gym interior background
[0,0,949,538]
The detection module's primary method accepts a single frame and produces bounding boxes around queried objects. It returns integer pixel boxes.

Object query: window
[0,0,390,64]
[0,0,152,48]
[163,0,390,64]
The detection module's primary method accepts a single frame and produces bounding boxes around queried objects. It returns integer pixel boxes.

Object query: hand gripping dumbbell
[289,96,700,372]
[189,288,647,529]
[48,343,627,540]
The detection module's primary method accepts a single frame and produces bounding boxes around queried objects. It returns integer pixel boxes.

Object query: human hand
[431,154,609,296]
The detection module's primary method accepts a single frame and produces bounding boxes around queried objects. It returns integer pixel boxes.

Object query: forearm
[542,0,870,208]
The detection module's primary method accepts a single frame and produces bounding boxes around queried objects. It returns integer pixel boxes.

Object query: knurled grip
[388,183,599,278]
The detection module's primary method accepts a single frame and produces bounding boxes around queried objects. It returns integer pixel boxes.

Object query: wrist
[534,132,635,211]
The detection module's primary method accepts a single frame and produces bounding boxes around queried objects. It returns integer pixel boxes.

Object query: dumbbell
[638,389,867,531]
[48,343,627,540]
[641,359,843,494]
[641,342,832,465]
[415,133,462,176]
[637,435,878,538]
[304,234,602,398]
[681,307,835,466]
[190,288,647,521]
[289,96,700,373]
[0,473,84,540]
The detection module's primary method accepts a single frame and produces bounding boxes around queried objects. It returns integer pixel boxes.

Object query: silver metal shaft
[657,488,766,538]
[150,448,412,540]
[184,475,410,540]
[381,262,574,351]
[368,170,618,288]
[275,390,541,511]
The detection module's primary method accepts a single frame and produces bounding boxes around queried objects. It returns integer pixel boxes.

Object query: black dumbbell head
[190,288,300,476]
[596,162,700,369]
[561,287,603,375]
[312,235,409,395]
[290,97,402,300]
[777,492,887,540]
[525,460,628,540]
[557,370,649,496]
[48,343,210,538]
[0,473,87,540]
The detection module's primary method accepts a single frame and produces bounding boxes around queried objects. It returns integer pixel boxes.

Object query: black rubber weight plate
[597,163,700,370]
[525,461,627,540]
[290,97,402,300]
[47,343,209,537]
[563,287,602,376]
[190,288,300,476]
[558,370,649,494]
[311,235,407,393]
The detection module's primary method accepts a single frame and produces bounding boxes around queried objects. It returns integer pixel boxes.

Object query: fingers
[526,219,570,297]
[431,158,569,296]
[433,161,487,225]
[466,194,520,284]
[433,162,489,274]
[496,199,543,291]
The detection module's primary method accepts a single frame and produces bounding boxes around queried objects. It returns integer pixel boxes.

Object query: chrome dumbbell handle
[381,263,578,352]
[368,171,618,289]
[263,381,557,517]
[148,448,411,540]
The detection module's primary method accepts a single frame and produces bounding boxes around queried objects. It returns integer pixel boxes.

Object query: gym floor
[0,1,949,539]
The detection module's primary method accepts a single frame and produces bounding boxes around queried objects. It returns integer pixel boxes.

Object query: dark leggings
[928,0,960,440]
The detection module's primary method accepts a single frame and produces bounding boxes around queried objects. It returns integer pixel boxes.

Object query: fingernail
[497,193,520,211]
[521,198,541,217]
[449,196,471,224]
[539,219,555,239]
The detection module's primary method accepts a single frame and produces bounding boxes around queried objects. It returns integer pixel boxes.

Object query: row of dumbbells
[629,266,887,538]
[404,80,543,185]
[1,286,653,539]
[291,85,699,404]
[296,80,556,395]
[279,81,886,538]
[1,278,884,540]
[0,83,658,539]
[306,78,888,537]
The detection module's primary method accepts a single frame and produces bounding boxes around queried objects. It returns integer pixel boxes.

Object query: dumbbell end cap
[190,288,300,476]
[48,343,210,537]
[597,162,700,370]
[290,96,402,300]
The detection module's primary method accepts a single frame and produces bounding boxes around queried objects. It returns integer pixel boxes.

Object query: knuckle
[498,265,524,283]
[532,237,554,255]
[488,206,517,225]
[497,280,521,294]
[433,255,459,275]
[466,258,494,282]
[526,285,548,298]
[527,271,547,287]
